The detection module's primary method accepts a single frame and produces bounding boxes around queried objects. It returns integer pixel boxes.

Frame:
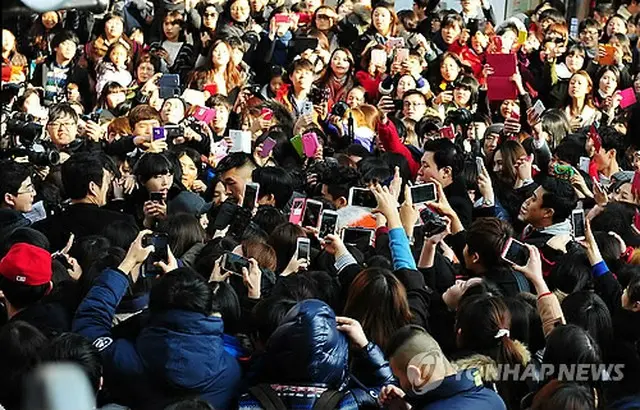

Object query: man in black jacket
[418,138,473,227]
[33,152,136,250]
[31,30,93,112]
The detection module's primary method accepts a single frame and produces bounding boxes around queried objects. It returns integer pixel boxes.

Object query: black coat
[33,203,136,251]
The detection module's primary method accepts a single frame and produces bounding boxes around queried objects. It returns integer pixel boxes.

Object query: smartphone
[395,48,409,62]
[475,157,485,174]
[532,100,545,118]
[302,199,323,228]
[290,134,305,157]
[222,252,250,276]
[242,182,260,210]
[274,13,289,24]
[158,73,180,89]
[289,197,306,225]
[571,209,586,240]
[301,101,314,116]
[142,232,169,277]
[158,74,181,99]
[501,238,530,266]
[292,37,319,54]
[296,237,311,261]
[393,99,404,111]
[319,210,339,238]
[152,127,165,141]
[410,183,437,204]
[579,156,590,173]
[260,137,277,158]
[341,227,374,246]
[386,37,405,48]
[348,187,377,208]
[371,49,387,66]
[149,191,164,202]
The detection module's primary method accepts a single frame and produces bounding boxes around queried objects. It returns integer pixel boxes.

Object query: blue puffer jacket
[73,269,242,410]
[247,299,395,408]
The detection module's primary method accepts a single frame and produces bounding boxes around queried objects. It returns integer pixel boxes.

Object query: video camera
[1,112,60,166]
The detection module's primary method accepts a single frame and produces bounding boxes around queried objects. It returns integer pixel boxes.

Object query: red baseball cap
[0,243,52,286]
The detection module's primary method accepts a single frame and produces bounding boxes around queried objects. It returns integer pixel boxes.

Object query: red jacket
[377,119,420,178]
[355,70,382,102]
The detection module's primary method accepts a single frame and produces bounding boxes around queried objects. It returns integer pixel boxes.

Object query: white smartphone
[501,238,530,266]
[318,210,339,238]
[348,187,377,208]
[242,182,260,209]
[532,100,545,118]
[296,237,311,261]
[579,156,590,173]
[410,183,437,205]
[302,199,323,228]
[571,209,586,240]
[475,157,485,175]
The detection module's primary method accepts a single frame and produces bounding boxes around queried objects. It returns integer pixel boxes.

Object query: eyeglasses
[204,12,217,17]
[403,101,425,108]
[48,121,76,130]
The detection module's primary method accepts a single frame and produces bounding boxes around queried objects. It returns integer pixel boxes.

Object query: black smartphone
[302,199,323,228]
[571,209,586,240]
[149,192,164,202]
[222,252,250,276]
[158,74,181,99]
[393,99,404,111]
[348,188,377,208]
[292,37,319,54]
[410,183,437,204]
[501,238,530,266]
[319,210,339,238]
[341,227,374,246]
[142,232,168,277]
[242,182,260,210]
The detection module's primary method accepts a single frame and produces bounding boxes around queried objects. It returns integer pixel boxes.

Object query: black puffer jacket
[256,299,396,408]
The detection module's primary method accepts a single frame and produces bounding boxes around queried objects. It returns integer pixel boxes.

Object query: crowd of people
[1,0,640,408]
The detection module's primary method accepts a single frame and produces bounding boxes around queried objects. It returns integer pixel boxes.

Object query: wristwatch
[481,197,494,207]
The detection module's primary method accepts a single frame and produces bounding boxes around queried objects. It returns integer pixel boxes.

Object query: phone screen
[319,212,338,238]
[342,228,373,246]
[503,239,529,266]
[149,192,164,202]
[143,233,168,276]
[302,200,323,228]
[243,183,259,209]
[297,239,311,260]
[572,211,586,238]
[411,184,437,204]
[350,188,377,208]
[223,252,250,275]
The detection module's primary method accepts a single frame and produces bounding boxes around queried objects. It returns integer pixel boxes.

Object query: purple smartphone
[260,137,277,158]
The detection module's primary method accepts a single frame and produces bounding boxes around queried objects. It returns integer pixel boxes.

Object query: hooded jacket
[241,299,395,409]
[73,268,241,410]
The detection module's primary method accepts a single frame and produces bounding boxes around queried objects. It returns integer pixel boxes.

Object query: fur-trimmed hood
[451,340,532,383]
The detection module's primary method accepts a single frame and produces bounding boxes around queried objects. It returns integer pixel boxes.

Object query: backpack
[249,384,346,410]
